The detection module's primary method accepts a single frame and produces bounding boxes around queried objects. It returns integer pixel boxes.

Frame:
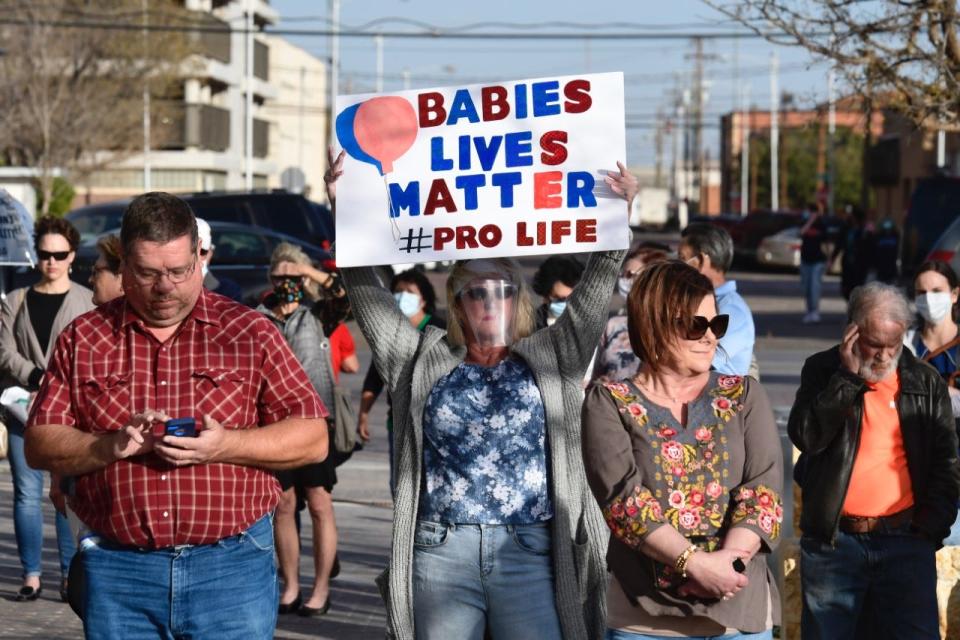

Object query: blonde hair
[444,258,536,347]
[269,242,319,300]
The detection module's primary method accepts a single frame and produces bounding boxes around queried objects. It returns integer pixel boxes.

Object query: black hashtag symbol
[398,227,432,253]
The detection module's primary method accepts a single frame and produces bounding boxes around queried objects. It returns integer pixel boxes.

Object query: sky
[269,0,834,168]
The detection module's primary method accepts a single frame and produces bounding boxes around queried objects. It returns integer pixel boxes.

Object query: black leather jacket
[788,346,960,546]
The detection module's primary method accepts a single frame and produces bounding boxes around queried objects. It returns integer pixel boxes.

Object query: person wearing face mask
[592,243,669,384]
[531,255,584,330]
[326,147,637,640]
[256,242,359,618]
[904,260,960,547]
[358,268,444,496]
[196,218,243,304]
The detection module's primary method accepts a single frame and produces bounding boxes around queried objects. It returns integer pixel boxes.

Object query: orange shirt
[842,371,914,517]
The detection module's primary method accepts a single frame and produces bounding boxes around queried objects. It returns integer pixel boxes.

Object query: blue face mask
[549,300,567,318]
[394,291,421,318]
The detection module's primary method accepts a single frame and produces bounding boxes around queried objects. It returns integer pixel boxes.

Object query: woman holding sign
[327,148,636,640]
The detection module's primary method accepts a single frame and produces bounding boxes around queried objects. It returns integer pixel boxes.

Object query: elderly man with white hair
[788,282,960,640]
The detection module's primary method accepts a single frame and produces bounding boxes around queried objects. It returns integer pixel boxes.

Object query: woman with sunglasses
[0,215,94,603]
[582,260,783,640]
[326,148,636,640]
[256,241,358,617]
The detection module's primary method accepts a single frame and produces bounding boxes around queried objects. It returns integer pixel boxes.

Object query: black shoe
[330,554,341,580]
[297,598,331,617]
[15,585,42,602]
[59,578,69,603]
[278,592,302,615]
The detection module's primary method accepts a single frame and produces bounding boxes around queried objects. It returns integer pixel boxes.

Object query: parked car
[7,221,332,306]
[922,214,960,279]
[66,190,335,250]
[690,210,804,262]
[756,226,843,274]
[901,176,960,279]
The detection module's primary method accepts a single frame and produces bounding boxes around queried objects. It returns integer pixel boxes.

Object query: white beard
[853,342,900,383]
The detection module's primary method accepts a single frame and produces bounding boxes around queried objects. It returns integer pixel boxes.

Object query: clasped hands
[110,410,227,467]
[676,548,750,602]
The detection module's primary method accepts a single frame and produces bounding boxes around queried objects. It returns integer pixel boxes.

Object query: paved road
[0,253,843,639]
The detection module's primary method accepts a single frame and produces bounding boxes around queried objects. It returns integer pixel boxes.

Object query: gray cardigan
[0,284,95,387]
[342,248,625,640]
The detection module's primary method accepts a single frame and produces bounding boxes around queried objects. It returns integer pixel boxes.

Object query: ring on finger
[722,592,734,601]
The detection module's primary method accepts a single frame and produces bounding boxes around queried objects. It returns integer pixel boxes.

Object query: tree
[708,1,960,126]
[0,1,195,215]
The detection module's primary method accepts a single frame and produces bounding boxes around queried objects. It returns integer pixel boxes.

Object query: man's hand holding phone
[111,410,170,461]
[155,415,228,467]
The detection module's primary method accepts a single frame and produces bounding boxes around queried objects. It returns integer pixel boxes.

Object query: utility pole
[654,108,664,188]
[692,37,704,207]
[328,0,340,149]
[142,0,151,191]
[375,33,384,93]
[828,68,836,215]
[769,51,779,210]
[244,8,253,190]
[740,83,750,216]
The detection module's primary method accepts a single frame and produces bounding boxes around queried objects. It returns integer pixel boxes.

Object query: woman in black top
[0,216,94,602]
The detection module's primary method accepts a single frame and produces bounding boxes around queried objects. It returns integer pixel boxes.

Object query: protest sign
[333,72,627,267]
[0,190,36,266]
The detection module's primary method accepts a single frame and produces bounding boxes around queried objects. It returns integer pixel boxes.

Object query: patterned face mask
[273,277,304,303]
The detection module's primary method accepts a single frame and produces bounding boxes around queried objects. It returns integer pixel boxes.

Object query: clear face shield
[456,278,519,347]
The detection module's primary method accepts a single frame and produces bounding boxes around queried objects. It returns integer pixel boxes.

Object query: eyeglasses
[38,250,71,262]
[129,259,197,286]
[679,314,729,340]
[459,284,517,303]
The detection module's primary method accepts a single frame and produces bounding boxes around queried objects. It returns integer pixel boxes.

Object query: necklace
[633,376,681,404]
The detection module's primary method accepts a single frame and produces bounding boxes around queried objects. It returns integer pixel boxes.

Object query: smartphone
[164,417,197,438]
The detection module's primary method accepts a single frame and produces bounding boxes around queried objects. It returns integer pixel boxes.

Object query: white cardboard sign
[333,72,628,267]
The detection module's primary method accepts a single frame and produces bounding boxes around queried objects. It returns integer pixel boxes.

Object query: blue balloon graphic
[336,103,383,175]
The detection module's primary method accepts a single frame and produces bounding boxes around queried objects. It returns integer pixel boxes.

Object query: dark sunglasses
[38,250,71,262]
[460,284,517,303]
[680,314,729,340]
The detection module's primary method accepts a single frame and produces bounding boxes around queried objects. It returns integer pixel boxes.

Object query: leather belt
[838,507,914,534]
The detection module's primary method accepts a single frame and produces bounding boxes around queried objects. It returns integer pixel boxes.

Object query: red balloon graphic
[353,96,419,175]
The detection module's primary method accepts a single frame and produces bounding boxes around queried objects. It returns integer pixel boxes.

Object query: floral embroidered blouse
[581,373,784,632]
[419,358,553,525]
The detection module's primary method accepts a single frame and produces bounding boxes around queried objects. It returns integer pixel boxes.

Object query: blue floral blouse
[419,357,553,524]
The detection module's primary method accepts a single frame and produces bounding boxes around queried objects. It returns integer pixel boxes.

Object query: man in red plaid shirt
[25,192,328,639]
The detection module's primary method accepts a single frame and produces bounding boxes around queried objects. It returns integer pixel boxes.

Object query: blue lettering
[458,135,472,171]
[515,84,528,119]
[474,135,503,172]
[388,181,421,217]
[430,137,453,172]
[491,172,523,207]
[567,171,597,208]
[447,89,480,125]
[532,81,561,116]
[455,174,486,210]
[504,132,533,168]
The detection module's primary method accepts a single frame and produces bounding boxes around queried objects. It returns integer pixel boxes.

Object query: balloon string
[384,175,401,242]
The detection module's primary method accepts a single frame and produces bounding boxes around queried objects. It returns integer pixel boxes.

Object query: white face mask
[915,292,954,324]
[617,277,633,299]
[394,291,421,318]
[201,261,209,278]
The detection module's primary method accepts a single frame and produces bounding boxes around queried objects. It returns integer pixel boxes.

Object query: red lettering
[418,92,447,128]
[478,224,502,248]
[563,79,592,114]
[481,86,510,121]
[456,226,479,249]
[424,179,458,215]
[434,227,455,250]
[516,222,534,246]
[551,220,572,244]
[534,172,563,209]
[576,218,597,242]
[539,130,568,166]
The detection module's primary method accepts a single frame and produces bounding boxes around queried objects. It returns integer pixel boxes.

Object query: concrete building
[263,37,329,202]
[79,0,279,204]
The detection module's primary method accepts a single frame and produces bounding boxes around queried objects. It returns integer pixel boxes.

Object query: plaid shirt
[28,290,327,548]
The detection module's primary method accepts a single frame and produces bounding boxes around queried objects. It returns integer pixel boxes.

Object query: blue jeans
[606,630,772,640]
[799,261,826,314]
[412,521,562,640]
[7,417,75,579]
[80,514,278,640]
[799,526,939,640]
